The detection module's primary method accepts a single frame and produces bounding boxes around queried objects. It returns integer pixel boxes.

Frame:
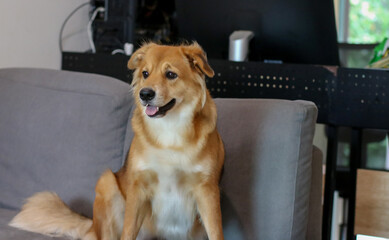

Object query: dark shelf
[62,52,389,130]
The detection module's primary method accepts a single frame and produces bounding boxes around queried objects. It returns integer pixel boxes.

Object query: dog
[10,42,225,240]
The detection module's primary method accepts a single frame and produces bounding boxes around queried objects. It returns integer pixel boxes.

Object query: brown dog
[10,43,225,240]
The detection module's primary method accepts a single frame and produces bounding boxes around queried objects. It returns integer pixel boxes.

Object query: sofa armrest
[307,145,323,240]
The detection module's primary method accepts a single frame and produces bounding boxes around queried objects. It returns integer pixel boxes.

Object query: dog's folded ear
[182,43,215,78]
[127,43,156,70]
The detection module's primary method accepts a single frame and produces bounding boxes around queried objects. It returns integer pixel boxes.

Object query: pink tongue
[145,105,159,116]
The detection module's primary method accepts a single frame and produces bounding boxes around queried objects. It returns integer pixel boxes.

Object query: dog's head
[128,42,214,118]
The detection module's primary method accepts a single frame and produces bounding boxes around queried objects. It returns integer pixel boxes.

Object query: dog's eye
[166,71,178,80]
[142,71,149,79]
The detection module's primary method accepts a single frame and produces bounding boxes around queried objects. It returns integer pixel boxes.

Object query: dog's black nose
[139,88,156,102]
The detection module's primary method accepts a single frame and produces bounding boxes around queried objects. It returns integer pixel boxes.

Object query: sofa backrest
[215,98,318,240]
[0,68,134,217]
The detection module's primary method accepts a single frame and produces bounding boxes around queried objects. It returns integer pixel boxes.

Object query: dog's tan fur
[10,43,225,240]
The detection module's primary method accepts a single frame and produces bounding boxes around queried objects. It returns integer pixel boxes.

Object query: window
[335,0,389,68]
[348,0,389,44]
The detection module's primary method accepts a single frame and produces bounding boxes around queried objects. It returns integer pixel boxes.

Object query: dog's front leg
[194,183,224,240]
[120,182,147,240]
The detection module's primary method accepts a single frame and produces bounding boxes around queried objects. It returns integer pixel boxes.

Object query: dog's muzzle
[139,88,176,118]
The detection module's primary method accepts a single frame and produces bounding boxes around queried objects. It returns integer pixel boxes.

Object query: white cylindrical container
[228,30,254,62]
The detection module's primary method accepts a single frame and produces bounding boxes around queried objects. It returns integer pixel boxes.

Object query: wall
[0,0,90,69]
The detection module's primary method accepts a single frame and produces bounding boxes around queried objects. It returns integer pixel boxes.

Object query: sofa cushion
[215,98,317,240]
[0,68,133,217]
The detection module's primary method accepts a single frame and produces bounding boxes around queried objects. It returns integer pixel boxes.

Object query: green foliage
[348,0,389,43]
[366,136,388,169]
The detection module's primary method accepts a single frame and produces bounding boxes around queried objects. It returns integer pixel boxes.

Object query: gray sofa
[0,68,322,240]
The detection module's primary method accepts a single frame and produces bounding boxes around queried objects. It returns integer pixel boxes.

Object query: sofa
[0,68,322,240]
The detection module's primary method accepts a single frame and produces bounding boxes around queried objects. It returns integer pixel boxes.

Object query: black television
[175,0,340,65]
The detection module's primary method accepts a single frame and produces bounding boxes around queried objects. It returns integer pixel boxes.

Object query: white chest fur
[136,148,207,240]
[152,167,196,239]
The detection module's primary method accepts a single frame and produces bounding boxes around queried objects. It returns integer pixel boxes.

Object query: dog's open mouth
[145,99,176,117]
